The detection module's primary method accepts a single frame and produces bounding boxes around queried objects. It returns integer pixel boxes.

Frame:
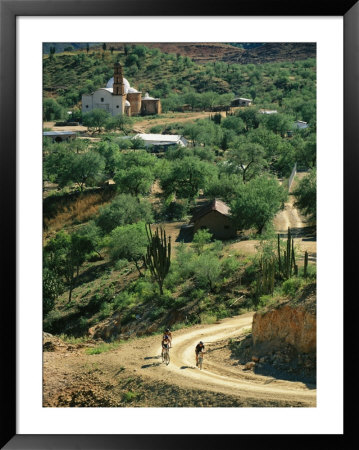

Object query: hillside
[91,42,316,65]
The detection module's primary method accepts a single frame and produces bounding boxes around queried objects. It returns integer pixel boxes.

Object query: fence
[288,163,297,190]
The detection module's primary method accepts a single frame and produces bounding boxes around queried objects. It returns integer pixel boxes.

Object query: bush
[199,313,217,324]
[281,277,303,297]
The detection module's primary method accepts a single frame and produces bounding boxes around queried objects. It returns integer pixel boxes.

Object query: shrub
[199,313,217,324]
[281,277,303,297]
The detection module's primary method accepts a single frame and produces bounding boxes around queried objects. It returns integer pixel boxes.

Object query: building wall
[193,211,237,239]
[127,92,142,115]
[141,99,161,115]
[82,90,125,116]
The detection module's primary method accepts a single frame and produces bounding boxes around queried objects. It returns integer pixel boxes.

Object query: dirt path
[44,313,316,407]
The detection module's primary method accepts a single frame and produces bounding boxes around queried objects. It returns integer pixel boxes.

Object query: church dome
[125,100,131,106]
[127,87,139,94]
[106,77,130,93]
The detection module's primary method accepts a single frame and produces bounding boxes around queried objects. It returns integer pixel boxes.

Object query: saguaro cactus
[144,224,171,296]
[277,227,297,279]
[304,250,309,278]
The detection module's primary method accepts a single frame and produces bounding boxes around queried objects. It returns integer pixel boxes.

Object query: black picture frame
[1,0,355,448]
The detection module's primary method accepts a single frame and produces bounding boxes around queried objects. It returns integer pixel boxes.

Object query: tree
[293,169,316,223]
[227,143,267,183]
[44,230,94,302]
[109,222,148,276]
[43,267,64,316]
[194,253,222,291]
[82,109,111,133]
[115,166,155,197]
[102,43,107,52]
[205,173,243,203]
[192,228,212,255]
[159,157,218,200]
[231,176,288,234]
[43,98,64,121]
[96,194,153,234]
[105,114,133,134]
[70,151,106,191]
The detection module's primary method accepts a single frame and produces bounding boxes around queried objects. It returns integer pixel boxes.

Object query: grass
[199,312,217,325]
[85,341,122,355]
[122,390,139,403]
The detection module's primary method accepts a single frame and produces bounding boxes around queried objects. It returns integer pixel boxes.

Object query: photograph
[42,41,317,408]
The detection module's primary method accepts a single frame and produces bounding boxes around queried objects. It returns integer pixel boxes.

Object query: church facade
[82,62,161,117]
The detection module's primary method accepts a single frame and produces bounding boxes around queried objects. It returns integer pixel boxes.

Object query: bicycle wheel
[165,350,170,365]
[198,356,203,370]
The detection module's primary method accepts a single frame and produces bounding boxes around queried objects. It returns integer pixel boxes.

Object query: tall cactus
[304,250,309,278]
[277,227,297,280]
[143,224,171,296]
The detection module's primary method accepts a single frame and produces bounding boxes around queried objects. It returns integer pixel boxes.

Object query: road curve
[157,313,316,407]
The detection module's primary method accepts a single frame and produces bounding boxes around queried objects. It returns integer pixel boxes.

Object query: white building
[134,134,188,149]
[259,109,278,115]
[294,120,309,129]
[82,62,161,117]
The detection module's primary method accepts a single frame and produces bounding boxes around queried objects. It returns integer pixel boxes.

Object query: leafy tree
[96,194,153,234]
[105,114,133,134]
[231,175,287,234]
[70,151,106,191]
[205,173,242,203]
[43,267,64,316]
[293,168,316,223]
[159,156,217,200]
[192,228,212,255]
[194,253,222,291]
[94,141,121,178]
[109,222,148,276]
[82,109,111,133]
[44,230,94,302]
[227,143,267,183]
[43,98,65,121]
[115,166,155,197]
[237,108,260,131]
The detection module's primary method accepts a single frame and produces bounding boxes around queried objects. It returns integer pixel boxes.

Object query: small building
[259,109,278,115]
[134,133,188,150]
[43,131,77,143]
[190,198,237,240]
[231,97,252,107]
[294,120,309,129]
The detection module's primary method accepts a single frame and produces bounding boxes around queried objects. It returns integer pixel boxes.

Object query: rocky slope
[230,283,316,383]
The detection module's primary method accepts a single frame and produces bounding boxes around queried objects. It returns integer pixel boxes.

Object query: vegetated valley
[43,42,317,407]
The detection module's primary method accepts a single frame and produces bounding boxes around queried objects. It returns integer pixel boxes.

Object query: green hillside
[43,44,316,121]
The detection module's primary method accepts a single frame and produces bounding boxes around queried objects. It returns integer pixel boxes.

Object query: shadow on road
[141,362,162,369]
[144,355,161,360]
[180,366,196,370]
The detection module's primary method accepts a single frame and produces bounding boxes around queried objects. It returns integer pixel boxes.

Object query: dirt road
[44,313,316,407]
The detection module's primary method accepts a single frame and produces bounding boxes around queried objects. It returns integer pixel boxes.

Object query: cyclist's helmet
[199,341,203,345]
[165,328,170,332]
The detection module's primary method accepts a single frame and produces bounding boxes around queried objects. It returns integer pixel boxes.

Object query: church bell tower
[113,62,125,96]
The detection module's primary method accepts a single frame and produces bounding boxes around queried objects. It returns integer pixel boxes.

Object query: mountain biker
[161,334,170,359]
[163,328,172,347]
[195,341,205,367]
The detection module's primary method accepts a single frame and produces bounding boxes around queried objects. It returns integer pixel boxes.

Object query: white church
[82,62,161,117]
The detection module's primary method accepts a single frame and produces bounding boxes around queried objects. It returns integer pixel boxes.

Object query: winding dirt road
[153,314,316,406]
[44,313,316,407]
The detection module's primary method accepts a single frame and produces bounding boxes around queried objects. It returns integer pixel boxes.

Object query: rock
[251,356,259,363]
[43,341,56,352]
[243,361,256,370]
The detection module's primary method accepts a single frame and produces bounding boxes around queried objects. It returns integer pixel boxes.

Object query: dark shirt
[195,344,204,354]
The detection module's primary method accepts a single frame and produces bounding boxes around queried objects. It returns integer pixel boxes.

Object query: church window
[116,105,119,108]
[101,98,104,102]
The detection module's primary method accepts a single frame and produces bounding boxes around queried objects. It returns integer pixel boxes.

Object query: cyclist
[161,334,171,359]
[163,328,172,347]
[195,341,205,367]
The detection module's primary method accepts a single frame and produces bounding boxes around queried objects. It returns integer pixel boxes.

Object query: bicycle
[198,351,204,370]
[162,347,170,365]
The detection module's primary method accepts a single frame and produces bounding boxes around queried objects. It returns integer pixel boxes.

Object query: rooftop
[190,199,231,223]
